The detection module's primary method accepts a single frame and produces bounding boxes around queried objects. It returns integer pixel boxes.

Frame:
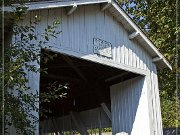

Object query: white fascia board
[129,31,140,40]
[4,0,109,12]
[111,1,172,70]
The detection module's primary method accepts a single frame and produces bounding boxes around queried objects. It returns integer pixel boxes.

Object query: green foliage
[117,0,180,128]
[40,81,69,118]
[0,3,63,134]
[160,91,180,127]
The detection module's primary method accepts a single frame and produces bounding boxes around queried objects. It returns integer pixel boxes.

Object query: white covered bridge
[7,0,171,135]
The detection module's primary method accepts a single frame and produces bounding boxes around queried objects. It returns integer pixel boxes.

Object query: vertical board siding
[34,5,153,72]
[150,64,163,135]
[110,77,151,135]
[29,11,41,133]
[85,5,96,53]
[40,107,111,134]
[79,6,86,53]
[61,8,70,49]
[23,4,163,135]
[8,11,41,134]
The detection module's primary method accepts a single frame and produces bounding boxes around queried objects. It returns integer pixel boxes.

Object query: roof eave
[4,0,110,11]
[110,1,172,70]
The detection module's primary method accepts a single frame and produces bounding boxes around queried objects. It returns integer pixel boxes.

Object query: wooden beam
[105,72,129,82]
[129,31,140,40]
[101,2,111,11]
[61,55,87,82]
[152,56,163,62]
[70,112,88,135]
[101,103,111,121]
[67,3,77,15]
[98,108,102,135]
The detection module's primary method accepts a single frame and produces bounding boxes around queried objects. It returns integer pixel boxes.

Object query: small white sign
[93,38,112,58]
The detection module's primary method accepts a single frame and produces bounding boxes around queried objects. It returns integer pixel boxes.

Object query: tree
[117,0,180,127]
[0,1,67,134]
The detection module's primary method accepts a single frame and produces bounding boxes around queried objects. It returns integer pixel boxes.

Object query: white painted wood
[124,29,130,66]
[4,0,109,12]
[36,6,163,135]
[67,3,77,15]
[84,5,96,53]
[129,31,140,40]
[5,0,171,69]
[101,2,111,11]
[53,8,63,49]
[32,5,157,74]
[126,37,133,67]
[98,108,102,135]
[101,103,112,121]
[110,0,171,69]
[110,77,151,135]
[72,5,80,52]
[150,64,163,135]
[11,3,166,135]
[152,57,163,62]
[61,8,70,49]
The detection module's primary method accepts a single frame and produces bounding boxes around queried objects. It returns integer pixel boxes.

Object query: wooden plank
[110,77,151,135]
[4,0,108,11]
[98,108,102,135]
[101,2,111,11]
[47,9,57,47]
[123,30,129,65]
[151,64,163,135]
[79,6,86,53]
[67,3,77,15]
[101,103,112,121]
[70,112,88,135]
[53,8,63,48]
[67,8,74,49]
[96,4,105,41]
[152,56,163,62]
[61,8,70,49]
[129,31,140,40]
[72,5,80,52]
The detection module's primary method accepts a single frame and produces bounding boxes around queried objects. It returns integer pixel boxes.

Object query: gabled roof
[5,0,172,70]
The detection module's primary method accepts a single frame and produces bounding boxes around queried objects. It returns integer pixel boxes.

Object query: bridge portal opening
[39,49,139,134]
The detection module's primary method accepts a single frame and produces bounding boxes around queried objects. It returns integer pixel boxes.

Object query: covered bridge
[6,0,171,135]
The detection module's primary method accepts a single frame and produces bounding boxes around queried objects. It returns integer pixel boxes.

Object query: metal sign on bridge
[93,38,112,58]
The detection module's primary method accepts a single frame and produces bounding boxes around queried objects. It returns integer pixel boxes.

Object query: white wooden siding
[28,5,152,73]
[110,77,151,135]
[149,64,163,135]
[16,4,163,135]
